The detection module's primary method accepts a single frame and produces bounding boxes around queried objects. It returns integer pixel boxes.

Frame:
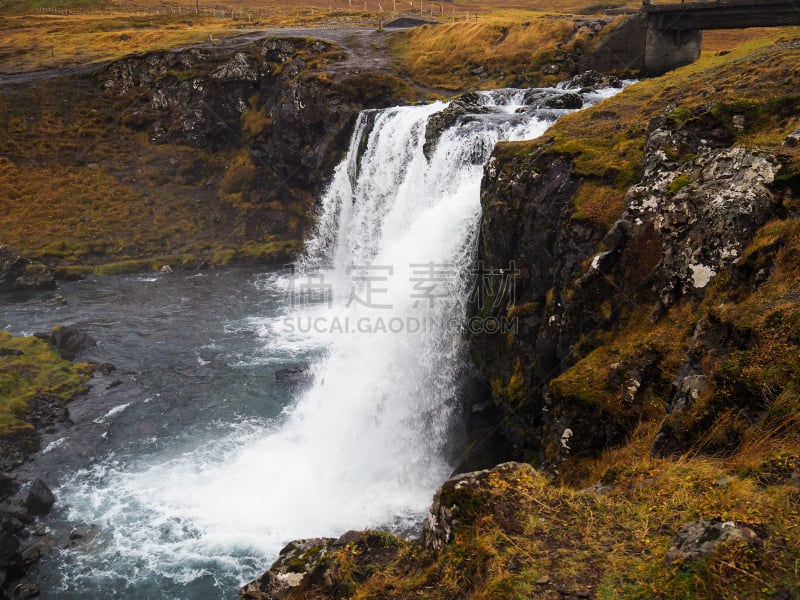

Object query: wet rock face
[424,92,489,159]
[250,41,357,191]
[470,146,601,454]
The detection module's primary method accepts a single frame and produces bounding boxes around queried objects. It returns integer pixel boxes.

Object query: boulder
[424,92,489,159]
[783,126,800,147]
[240,531,403,599]
[240,537,336,599]
[563,70,623,91]
[543,93,583,110]
[275,365,311,383]
[0,248,55,291]
[48,325,97,360]
[23,479,55,516]
[665,519,761,565]
[13,266,56,291]
[0,247,29,290]
[423,462,541,552]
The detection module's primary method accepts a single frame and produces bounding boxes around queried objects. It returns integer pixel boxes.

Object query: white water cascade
[49,86,621,597]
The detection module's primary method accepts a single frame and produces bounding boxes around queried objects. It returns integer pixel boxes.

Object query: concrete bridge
[582,0,800,75]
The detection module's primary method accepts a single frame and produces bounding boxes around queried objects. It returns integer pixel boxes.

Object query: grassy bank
[0,331,91,435]
[330,454,798,599]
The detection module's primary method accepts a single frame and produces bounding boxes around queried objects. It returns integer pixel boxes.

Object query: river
[2,84,621,598]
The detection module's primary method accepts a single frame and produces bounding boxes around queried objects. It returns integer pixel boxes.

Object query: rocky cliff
[0,36,416,276]
[470,45,800,475]
[102,37,397,193]
[241,33,800,600]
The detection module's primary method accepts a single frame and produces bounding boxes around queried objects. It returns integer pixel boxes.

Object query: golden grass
[702,27,785,55]
[0,0,647,76]
[390,18,576,89]
[0,14,281,73]
[343,447,800,599]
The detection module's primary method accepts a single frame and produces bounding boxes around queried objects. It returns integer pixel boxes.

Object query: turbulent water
[4,86,621,598]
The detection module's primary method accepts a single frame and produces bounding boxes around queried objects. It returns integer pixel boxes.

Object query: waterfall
[48,86,622,597]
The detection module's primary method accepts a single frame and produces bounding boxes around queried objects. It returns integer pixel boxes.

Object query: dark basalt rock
[46,325,97,360]
[423,462,540,552]
[0,476,58,597]
[240,537,336,599]
[563,69,622,92]
[22,480,54,517]
[0,248,55,292]
[0,248,28,290]
[102,37,391,198]
[469,147,595,457]
[543,92,583,110]
[469,107,784,466]
[275,365,311,383]
[240,530,403,599]
[424,92,489,159]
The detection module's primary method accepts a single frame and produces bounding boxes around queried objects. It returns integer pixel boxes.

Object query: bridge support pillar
[644,27,702,75]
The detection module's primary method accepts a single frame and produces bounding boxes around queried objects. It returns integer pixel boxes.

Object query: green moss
[334,72,419,106]
[210,247,237,267]
[239,239,302,263]
[667,174,693,194]
[0,331,91,435]
[285,557,307,573]
[490,357,529,408]
[93,259,156,276]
